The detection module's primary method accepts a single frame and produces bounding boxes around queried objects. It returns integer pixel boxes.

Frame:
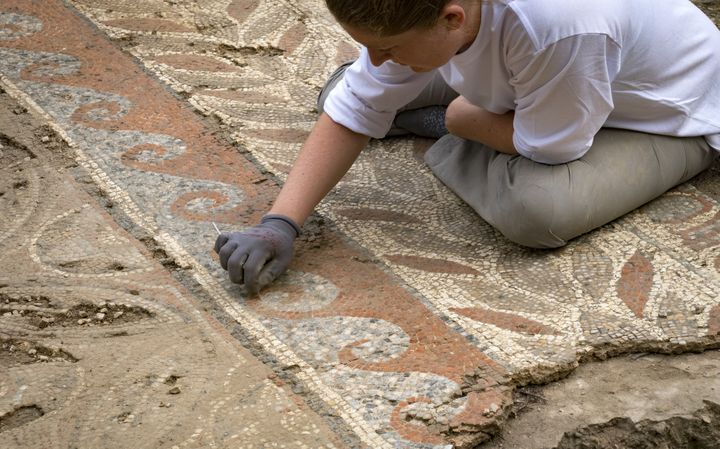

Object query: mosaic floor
[1,1,719,447]
[0,77,342,448]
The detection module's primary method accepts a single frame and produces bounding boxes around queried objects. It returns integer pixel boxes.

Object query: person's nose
[367,48,391,66]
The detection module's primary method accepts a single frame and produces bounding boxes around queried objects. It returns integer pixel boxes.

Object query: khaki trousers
[318,63,717,248]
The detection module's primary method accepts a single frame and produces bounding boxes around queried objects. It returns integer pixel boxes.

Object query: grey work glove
[214,214,301,294]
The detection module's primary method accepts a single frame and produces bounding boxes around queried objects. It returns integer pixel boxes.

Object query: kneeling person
[215,0,720,292]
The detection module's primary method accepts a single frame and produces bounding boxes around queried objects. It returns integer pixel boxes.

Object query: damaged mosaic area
[0,97,342,449]
[1,0,719,447]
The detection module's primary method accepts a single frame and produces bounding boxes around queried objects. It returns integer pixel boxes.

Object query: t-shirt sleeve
[506,29,622,164]
[322,47,436,138]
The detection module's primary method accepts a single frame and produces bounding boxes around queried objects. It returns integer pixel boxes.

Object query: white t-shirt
[323,0,720,164]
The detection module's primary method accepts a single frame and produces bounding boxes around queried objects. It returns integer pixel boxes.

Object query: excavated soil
[555,401,720,449]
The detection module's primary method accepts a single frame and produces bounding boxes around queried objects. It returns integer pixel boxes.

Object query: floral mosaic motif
[336,207,422,224]
[616,250,654,318]
[102,18,196,33]
[226,0,261,26]
[151,53,245,72]
[452,307,561,336]
[386,254,481,276]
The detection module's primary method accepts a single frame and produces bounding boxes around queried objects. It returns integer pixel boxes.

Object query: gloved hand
[214,214,301,294]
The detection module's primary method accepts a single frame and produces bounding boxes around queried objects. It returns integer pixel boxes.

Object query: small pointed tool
[212,222,222,235]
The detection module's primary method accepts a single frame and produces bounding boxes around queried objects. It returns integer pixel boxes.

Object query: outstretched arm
[270,112,370,225]
[215,113,369,293]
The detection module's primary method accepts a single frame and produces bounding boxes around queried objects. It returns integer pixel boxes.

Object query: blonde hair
[325,0,453,36]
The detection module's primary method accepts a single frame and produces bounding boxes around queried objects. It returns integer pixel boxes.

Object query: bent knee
[491,185,570,249]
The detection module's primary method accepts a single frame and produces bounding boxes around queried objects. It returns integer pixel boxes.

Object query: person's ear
[439,3,466,31]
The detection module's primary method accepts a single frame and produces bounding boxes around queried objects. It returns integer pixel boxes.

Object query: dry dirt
[481,350,720,449]
[0,84,345,449]
[555,400,720,449]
